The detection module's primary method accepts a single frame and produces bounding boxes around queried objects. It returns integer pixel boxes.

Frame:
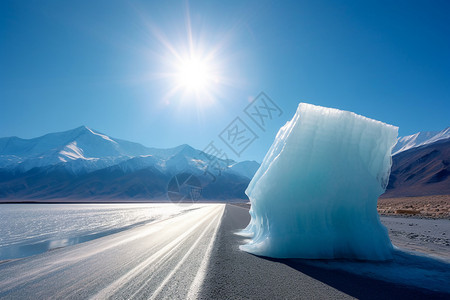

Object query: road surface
[0,204,224,299]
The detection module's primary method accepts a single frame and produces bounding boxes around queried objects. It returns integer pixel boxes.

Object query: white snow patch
[86,127,117,144]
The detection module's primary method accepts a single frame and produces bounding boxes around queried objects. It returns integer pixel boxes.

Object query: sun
[139,3,235,105]
[176,57,211,92]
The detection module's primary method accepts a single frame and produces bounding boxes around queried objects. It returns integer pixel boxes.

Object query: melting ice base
[239,103,398,260]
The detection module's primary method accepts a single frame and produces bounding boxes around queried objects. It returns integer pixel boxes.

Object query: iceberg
[239,103,398,260]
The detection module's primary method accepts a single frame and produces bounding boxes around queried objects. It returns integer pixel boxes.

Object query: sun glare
[139,2,235,106]
[177,58,210,91]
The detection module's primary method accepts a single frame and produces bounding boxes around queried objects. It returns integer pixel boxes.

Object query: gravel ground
[378,195,450,218]
[381,216,450,260]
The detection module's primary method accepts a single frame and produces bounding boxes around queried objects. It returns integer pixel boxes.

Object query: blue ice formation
[239,103,398,260]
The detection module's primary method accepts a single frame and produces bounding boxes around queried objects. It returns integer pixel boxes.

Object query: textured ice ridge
[239,103,398,260]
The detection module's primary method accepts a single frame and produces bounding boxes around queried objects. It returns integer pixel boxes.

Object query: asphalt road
[0,204,225,299]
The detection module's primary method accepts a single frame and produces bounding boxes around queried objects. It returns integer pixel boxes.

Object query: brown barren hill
[382,138,450,198]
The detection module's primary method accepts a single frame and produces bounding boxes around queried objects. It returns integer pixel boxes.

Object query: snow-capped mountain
[0,126,234,174]
[393,127,450,155]
[0,126,259,201]
[384,137,450,197]
[228,161,260,179]
[381,126,450,197]
[0,126,170,173]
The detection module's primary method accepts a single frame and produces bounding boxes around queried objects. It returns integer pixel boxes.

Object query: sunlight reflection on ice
[0,203,204,260]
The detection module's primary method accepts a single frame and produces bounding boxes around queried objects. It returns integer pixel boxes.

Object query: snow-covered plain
[0,203,202,260]
[240,103,398,260]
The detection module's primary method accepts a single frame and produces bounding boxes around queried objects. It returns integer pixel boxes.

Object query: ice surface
[239,103,398,260]
[0,203,202,260]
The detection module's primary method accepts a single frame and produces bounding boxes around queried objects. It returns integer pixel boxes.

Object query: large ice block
[239,103,398,260]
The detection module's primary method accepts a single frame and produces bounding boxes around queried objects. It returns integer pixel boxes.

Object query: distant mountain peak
[384,138,450,197]
[67,126,116,144]
[85,128,117,144]
[75,125,90,131]
[173,143,192,152]
[393,127,450,155]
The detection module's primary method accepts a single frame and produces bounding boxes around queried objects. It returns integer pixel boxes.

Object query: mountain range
[0,126,259,201]
[383,133,450,197]
[0,126,448,201]
[392,127,450,155]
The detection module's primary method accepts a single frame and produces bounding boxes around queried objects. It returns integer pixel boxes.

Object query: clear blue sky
[1,0,449,162]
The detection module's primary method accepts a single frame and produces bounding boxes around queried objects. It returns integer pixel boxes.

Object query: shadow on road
[268,252,450,300]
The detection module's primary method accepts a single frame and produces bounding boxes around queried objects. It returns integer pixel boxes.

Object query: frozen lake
[0,203,204,261]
